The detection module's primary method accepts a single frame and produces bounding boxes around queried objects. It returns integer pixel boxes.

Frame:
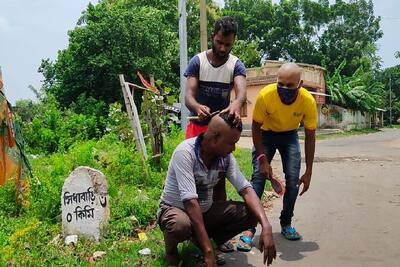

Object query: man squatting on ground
[238,63,317,251]
[157,113,276,266]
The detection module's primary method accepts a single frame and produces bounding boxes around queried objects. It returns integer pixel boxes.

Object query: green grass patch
[298,128,380,141]
[0,131,257,266]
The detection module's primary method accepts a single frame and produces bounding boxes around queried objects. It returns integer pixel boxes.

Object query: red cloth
[185,122,208,139]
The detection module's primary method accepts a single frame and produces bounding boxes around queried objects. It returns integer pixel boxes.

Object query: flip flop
[194,253,226,266]
[281,226,302,240]
[218,240,235,253]
[236,235,253,252]
[270,176,285,197]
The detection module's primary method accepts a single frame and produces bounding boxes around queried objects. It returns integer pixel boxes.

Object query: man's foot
[218,240,234,253]
[236,235,253,252]
[194,251,226,266]
[281,225,302,240]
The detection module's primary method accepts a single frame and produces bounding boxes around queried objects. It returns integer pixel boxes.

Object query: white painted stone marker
[61,166,110,241]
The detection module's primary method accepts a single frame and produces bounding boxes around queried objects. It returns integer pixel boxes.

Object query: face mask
[277,85,299,104]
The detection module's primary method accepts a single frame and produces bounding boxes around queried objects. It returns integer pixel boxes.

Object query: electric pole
[200,0,208,51]
[179,0,189,131]
[389,74,392,126]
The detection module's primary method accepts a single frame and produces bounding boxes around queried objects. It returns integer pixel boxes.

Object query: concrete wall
[318,104,372,130]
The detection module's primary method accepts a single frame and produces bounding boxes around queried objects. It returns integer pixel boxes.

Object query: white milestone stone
[61,166,110,241]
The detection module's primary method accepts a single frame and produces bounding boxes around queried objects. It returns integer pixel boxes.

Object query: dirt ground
[224,128,400,267]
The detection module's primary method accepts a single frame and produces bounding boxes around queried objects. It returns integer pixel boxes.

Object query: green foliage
[231,39,262,68]
[20,95,103,154]
[327,60,385,112]
[223,0,382,75]
[377,64,400,123]
[0,124,185,265]
[42,0,179,108]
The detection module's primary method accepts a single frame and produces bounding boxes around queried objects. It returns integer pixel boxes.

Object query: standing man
[158,113,276,267]
[238,63,317,251]
[184,16,246,138]
[184,16,246,252]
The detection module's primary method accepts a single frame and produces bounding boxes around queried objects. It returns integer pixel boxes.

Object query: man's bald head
[277,62,302,88]
[203,113,242,157]
[207,113,242,136]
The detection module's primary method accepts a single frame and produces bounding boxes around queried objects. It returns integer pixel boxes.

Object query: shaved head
[277,62,303,92]
[203,113,241,157]
[277,62,302,88]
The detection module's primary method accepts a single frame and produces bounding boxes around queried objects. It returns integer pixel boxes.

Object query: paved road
[224,128,400,267]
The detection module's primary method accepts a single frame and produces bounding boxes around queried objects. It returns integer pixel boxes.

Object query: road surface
[224,128,400,267]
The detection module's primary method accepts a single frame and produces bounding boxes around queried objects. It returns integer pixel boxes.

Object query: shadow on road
[253,233,320,262]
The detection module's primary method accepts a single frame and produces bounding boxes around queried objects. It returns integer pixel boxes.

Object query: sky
[0,0,399,104]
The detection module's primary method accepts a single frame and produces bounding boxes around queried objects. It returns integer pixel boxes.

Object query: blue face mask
[277,85,299,104]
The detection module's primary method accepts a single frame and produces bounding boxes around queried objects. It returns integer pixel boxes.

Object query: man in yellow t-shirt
[238,63,317,251]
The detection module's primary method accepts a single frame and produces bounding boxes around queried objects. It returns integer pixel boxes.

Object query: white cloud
[0,16,10,32]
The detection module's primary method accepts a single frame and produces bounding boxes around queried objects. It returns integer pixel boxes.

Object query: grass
[0,133,262,266]
[316,128,379,140]
[298,128,381,141]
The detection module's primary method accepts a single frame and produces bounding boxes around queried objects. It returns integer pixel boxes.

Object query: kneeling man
[158,113,276,266]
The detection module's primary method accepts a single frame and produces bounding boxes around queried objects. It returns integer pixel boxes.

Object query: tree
[327,60,385,112]
[377,65,400,122]
[42,0,179,108]
[223,0,382,75]
[319,0,382,75]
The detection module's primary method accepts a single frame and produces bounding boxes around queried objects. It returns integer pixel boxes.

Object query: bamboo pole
[119,75,148,166]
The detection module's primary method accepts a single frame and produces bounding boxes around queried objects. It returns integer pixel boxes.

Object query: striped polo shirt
[160,134,252,213]
[184,50,246,125]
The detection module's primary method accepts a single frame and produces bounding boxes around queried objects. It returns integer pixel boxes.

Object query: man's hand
[259,157,273,180]
[259,225,276,266]
[221,100,242,126]
[297,171,312,196]
[195,104,211,120]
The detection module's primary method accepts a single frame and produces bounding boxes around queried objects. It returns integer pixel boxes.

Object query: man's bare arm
[222,75,246,124]
[252,121,272,179]
[241,187,276,266]
[185,76,210,117]
[297,128,316,196]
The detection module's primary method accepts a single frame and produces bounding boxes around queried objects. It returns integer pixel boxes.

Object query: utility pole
[389,74,392,126]
[179,0,189,131]
[0,66,4,93]
[200,0,208,51]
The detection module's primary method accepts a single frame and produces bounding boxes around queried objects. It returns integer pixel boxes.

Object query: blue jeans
[251,130,301,228]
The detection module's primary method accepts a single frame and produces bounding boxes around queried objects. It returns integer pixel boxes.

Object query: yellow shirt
[253,83,317,132]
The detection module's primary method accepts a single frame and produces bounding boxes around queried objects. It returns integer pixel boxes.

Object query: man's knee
[285,176,299,189]
[164,215,192,241]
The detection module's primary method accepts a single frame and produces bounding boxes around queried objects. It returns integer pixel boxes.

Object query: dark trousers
[251,130,301,227]
[158,201,257,248]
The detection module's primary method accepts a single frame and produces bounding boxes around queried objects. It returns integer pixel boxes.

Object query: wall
[318,104,372,130]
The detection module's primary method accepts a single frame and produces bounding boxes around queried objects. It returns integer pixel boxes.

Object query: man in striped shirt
[158,113,276,267]
[184,16,246,138]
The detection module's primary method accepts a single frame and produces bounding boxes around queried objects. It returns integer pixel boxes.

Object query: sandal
[236,235,253,252]
[218,240,234,253]
[193,252,226,266]
[270,176,285,197]
[281,226,302,240]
